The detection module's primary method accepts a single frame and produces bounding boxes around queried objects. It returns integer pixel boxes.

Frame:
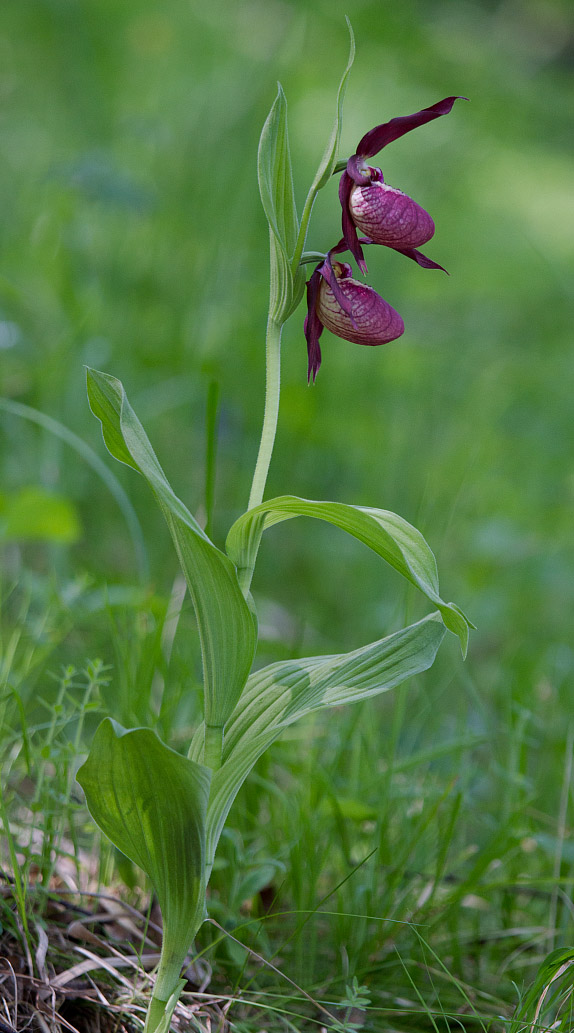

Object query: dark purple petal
[348,181,435,249]
[317,273,404,347]
[339,171,367,274]
[356,96,465,159]
[304,267,325,383]
[391,246,448,273]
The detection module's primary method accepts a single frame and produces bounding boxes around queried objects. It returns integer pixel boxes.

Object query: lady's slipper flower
[340,96,465,273]
[304,252,404,383]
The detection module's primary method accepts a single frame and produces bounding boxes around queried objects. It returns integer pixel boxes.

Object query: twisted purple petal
[339,172,367,274]
[391,246,448,273]
[319,255,356,324]
[356,96,466,159]
[304,267,324,383]
[329,235,447,273]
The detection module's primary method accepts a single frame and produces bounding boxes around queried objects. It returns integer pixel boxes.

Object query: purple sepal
[304,267,324,383]
[391,246,449,273]
[339,172,367,275]
[356,96,465,159]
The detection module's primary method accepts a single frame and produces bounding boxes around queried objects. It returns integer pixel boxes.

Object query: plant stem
[247,316,282,513]
[291,188,318,275]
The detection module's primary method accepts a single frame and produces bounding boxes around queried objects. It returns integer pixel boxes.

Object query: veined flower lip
[317,267,404,347]
[349,180,436,249]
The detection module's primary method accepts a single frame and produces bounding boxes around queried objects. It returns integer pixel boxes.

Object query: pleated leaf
[77,720,211,985]
[87,368,257,728]
[190,613,446,865]
[226,495,472,656]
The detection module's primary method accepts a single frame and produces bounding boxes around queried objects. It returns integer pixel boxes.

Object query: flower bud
[316,263,404,347]
[349,180,435,249]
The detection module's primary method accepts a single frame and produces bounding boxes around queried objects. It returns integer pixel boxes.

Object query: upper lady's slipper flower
[340,96,465,273]
[304,252,404,383]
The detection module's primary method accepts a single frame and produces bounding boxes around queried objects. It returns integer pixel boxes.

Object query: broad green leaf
[77,719,211,1001]
[87,368,257,729]
[192,613,446,864]
[308,18,355,194]
[226,495,473,656]
[258,84,301,321]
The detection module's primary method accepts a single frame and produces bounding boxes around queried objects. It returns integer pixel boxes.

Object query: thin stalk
[291,188,318,275]
[239,316,282,598]
[247,316,283,514]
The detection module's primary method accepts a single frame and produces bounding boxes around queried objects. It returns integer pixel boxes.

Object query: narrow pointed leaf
[226,495,473,656]
[309,18,355,193]
[258,84,300,320]
[77,720,211,989]
[195,613,446,864]
[87,368,257,728]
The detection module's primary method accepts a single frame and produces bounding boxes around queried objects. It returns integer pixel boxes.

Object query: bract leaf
[194,613,446,865]
[87,368,257,729]
[226,495,473,656]
[309,18,355,193]
[77,719,211,996]
[258,84,301,321]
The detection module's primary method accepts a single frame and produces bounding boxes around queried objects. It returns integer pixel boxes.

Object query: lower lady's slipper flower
[340,96,465,272]
[304,255,404,383]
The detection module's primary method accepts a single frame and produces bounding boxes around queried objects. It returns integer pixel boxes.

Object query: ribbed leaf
[258,84,302,320]
[190,613,446,865]
[87,368,257,728]
[77,720,211,1000]
[226,495,472,656]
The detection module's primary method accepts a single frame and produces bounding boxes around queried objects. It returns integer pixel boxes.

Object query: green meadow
[1,0,574,1029]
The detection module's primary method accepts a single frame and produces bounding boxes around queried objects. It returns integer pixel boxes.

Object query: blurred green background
[2,0,574,856]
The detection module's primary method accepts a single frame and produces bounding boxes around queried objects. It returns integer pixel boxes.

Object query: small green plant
[77,23,470,1032]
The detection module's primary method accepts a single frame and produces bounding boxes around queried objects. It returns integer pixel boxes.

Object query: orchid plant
[78,24,471,1033]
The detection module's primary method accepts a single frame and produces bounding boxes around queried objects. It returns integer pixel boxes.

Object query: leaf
[77,719,211,997]
[226,495,473,656]
[508,946,574,1033]
[308,18,355,194]
[258,84,300,321]
[194,613,446,865]
[87,368,257,729]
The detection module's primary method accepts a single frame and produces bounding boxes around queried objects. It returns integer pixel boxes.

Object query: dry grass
[0,873,233,1033]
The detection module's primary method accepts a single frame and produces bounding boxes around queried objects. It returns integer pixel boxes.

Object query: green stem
[247,316,283,513]
[240,316,282,597]
[144,907,205,1031]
